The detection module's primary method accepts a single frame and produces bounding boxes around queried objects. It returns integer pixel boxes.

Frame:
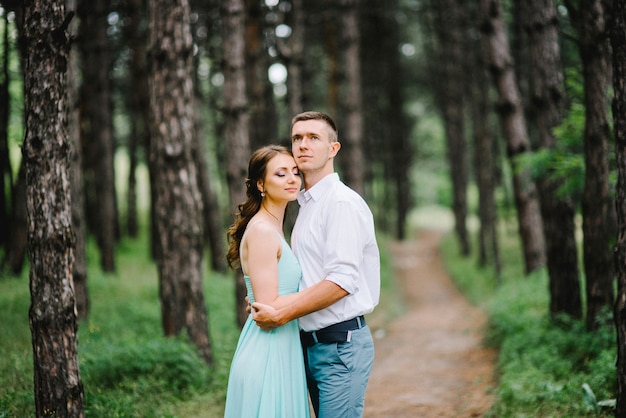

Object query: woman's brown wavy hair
[226,145,294,269]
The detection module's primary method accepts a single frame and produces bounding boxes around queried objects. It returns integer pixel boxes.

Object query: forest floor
[363,228,498,417]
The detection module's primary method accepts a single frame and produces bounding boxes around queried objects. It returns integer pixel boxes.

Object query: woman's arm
[244,222,282,306]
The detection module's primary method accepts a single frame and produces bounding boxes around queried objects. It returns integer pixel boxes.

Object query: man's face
[291,119,339,175]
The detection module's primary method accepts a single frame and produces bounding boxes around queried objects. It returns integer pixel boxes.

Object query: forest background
[1,0,626,416]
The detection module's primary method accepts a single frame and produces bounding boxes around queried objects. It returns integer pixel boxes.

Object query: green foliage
[512,65,594,203]
[442,228,616,417]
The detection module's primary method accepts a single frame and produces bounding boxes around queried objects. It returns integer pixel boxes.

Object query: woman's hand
[251,302,282,330]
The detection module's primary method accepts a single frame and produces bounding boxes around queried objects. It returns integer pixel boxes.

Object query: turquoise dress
[224,229,310,418]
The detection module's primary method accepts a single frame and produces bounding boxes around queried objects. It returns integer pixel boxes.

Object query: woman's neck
[260,203,284,227]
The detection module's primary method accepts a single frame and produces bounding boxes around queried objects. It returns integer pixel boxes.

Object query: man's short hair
[291,111,338,142]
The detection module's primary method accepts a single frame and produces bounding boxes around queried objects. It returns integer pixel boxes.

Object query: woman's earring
[261,191,265,197]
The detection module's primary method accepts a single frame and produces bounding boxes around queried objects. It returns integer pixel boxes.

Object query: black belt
[300,316,366,347]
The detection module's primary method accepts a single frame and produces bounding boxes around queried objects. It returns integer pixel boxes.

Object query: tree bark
[77,0,118,272]
[468,2,501,278]
[22,0,85,415]
[221,0,251,327]
[0,12,12,250]
[245,0,277,150]
[124,0,150,240]
[337,0,365,197]
[148,0,213,364]
[568,0,615,329]
[283,0,305,117]
[67,0,88,319]
[360,0,412,239]
[479,0,546,274]
[323,0,340,118]
[511,0,534,144]
[433,0,470,255]
[612,0,626,414]
[1,2,27,276]
[3,162,27,274]
[526,0,581,319]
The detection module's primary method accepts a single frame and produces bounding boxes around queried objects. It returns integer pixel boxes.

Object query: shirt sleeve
[322,198,366,295]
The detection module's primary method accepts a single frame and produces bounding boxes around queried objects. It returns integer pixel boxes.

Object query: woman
[224,145,310,418]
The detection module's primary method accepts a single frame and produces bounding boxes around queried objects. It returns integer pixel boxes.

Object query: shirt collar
[298,173,339,205]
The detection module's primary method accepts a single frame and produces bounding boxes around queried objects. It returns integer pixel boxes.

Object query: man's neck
[303,170,335,190]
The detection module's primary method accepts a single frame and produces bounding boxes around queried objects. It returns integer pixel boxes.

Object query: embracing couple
[223,111,380,418]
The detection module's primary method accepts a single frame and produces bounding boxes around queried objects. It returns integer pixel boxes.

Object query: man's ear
[330,141,341,157]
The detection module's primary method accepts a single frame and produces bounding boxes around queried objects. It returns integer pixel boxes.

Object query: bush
[80,337,211,417]
[82,337,211,392]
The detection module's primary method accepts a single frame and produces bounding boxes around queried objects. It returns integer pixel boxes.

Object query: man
[252,111,380,418]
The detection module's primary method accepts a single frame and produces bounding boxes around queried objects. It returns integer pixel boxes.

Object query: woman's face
[258,153,301,202]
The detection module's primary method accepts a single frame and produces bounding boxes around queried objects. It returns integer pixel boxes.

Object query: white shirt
[292,173,380,332]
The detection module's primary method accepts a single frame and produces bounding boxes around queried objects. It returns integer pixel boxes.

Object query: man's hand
[245,296,251,315]
[251,302,282,331]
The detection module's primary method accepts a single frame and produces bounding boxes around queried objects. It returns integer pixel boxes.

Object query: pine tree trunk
[611,0,626,414]
[337,0,365,196]
[360,0,412,239]
[125,0,150,239]
[22,1,85,415]
[221,0,251,327]
[77,0,117,272]
[148,0,213,364]
[526,0,581,319]
[285,0,304,117]
[434,0,470,255]
[1,3,27,276]
[469,2,501,277]
[245,0,277,150]
[570,0,615,329]
[479,0,546,274]
[67,0,89,319]
[0,12,11,249]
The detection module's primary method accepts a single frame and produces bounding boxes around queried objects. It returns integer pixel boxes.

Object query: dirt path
[364,229,497,417]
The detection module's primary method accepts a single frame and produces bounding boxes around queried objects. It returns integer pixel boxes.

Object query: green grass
[0,232,397,417]
[441,223,616,417]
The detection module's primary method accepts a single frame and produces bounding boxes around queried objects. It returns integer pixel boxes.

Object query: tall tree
[221,0,251,327]
[282,0,305,117]
[0,10,12,249]
[468,2,501,277]
[526,0,581,319]
[612,0,626,413]
[567,0,615,329]
[511,0,533,141]
[337,0,365,196]
[124,0,150,240]
[1,1,27,276]
[361,0,412,239]
[193,112,227,273]
[323,0,340,118]
[3,161,27,274]
[479,0,546,274]
[432,0,470,255]
[22,0,85,415]
[77,0,118,272]
[148,0,213,364]
[186,1,228,273]
[67,0,88,318]
[245,0,277,149]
